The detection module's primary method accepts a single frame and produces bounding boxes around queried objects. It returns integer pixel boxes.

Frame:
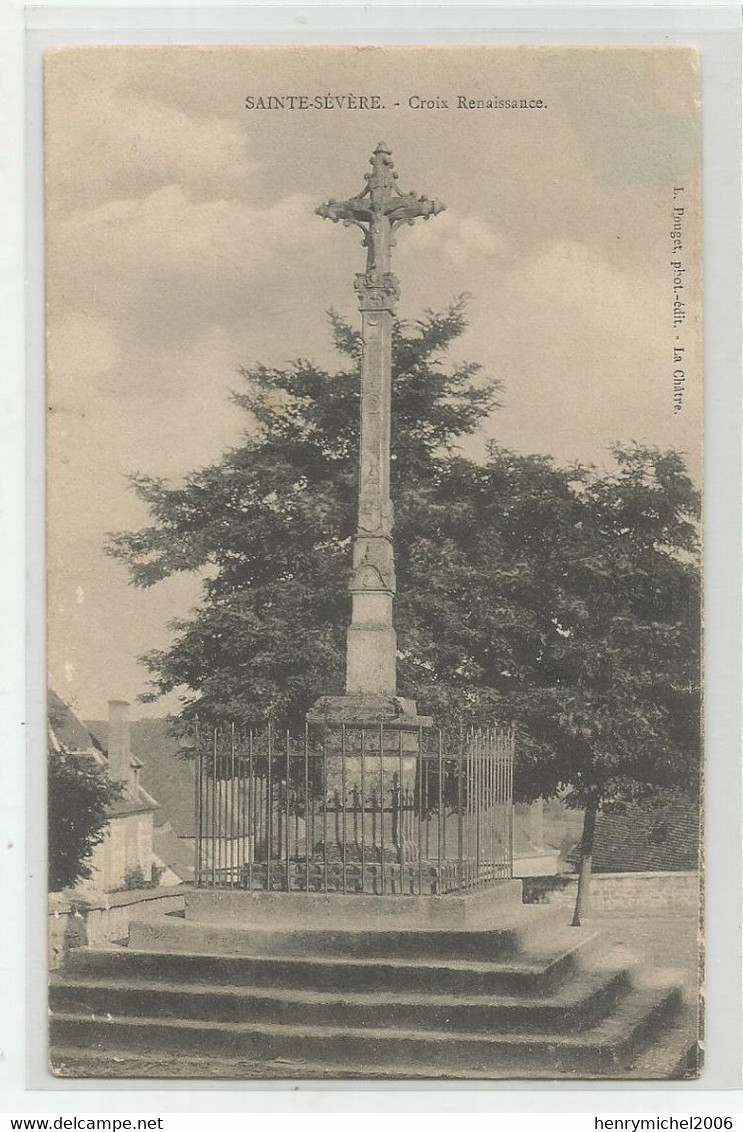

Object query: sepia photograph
[44,45,703,1081]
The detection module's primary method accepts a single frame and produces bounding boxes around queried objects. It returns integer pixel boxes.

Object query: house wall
[90,812,156,891]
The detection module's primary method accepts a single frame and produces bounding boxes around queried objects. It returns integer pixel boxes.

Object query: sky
[45,46,702,719]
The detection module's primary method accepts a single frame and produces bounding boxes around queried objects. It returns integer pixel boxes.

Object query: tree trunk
[571,796,599,927]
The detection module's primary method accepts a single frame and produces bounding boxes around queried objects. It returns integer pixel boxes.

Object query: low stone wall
[48,886,187,969]
[522,870,699,913]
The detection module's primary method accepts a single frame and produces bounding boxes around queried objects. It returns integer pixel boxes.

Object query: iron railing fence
[193,722,514,895]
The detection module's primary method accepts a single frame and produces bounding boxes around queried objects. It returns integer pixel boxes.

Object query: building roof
[108,792,160,818]
[49,690,158,814]
[153,823,195,882]
[573,794,700,874]
[48,689,105,757]
[86,718,197,837]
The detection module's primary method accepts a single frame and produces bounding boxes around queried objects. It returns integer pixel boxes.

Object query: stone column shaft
[316,142,444,704]
[346,271,399,695]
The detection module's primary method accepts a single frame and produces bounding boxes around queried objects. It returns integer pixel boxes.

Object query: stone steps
[48,1025,699,1082]
[626,1000,702,1081]
[49,978,682,1076]
[127,917,536,961]
[62,928,598,996]
[49,896,698,1079]
[49,965,631,1034]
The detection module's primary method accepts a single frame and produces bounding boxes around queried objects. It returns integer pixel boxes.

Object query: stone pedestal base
[306,693,431,730]
[181,882,525,931]
[305,695,433,858]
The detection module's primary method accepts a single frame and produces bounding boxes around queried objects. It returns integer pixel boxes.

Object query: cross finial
[317,143,445,273]
[366,142,397,200]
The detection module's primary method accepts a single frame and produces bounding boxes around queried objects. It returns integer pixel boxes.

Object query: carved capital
[354,270,400,313]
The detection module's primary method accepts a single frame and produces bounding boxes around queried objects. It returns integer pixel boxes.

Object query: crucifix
[317,142,445,698]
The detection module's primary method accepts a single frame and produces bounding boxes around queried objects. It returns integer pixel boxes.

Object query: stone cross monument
[310,142,444,727]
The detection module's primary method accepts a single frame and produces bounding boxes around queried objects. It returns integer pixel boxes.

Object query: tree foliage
[108,302,701,822]
[405,441,701,814]
[48,752,123,892]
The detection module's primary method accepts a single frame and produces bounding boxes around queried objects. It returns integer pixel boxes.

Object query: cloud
[47,187,329,354]
[453,238,685,473]
[516,239,663,346]
[406,211,504,264]
[45,63,256,212]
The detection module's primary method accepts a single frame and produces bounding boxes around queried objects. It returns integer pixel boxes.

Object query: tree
[382,434,700,922]
[108,301,499,730]
[406,443,701,923]
[48,750,123,892]
[108,303,701,920]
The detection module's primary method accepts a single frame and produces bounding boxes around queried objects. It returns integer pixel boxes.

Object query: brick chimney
[108,699,133,793]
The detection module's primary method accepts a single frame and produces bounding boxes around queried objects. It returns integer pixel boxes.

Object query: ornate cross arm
[315,192,444,229]
[385,192,444,230]
[316,142,445,272]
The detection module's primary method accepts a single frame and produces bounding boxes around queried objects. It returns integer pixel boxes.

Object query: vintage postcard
[45,45,703,1080]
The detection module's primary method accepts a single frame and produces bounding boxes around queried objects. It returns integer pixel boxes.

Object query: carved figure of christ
[317,143,444,697]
